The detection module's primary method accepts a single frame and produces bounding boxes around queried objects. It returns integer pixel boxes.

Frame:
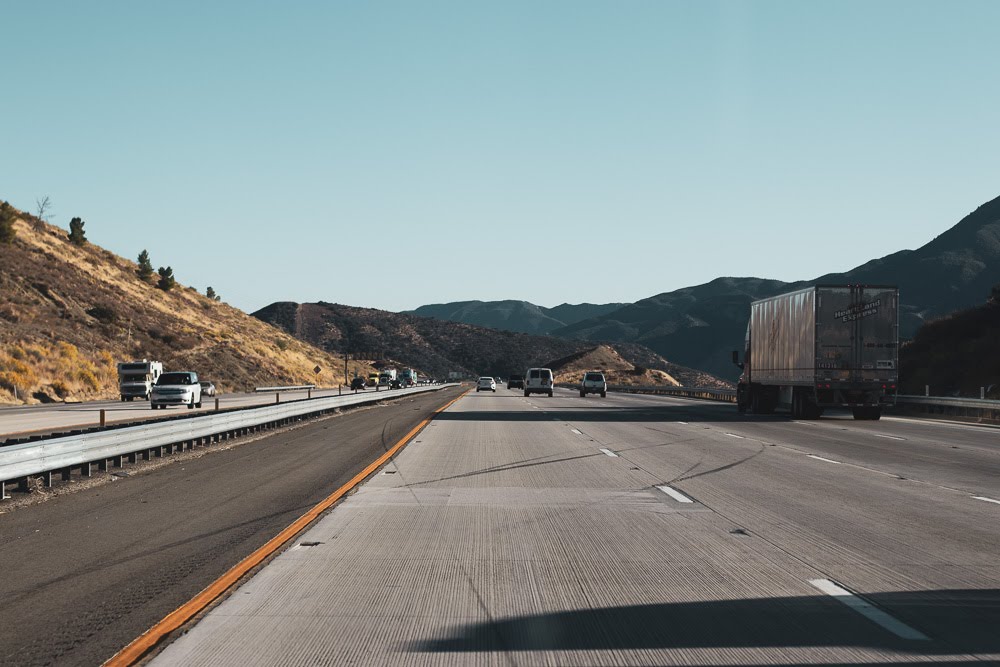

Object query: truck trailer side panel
[749,287,816,386]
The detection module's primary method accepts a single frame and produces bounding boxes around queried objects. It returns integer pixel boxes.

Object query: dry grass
[550,345,681,387]
[0,207,375,404]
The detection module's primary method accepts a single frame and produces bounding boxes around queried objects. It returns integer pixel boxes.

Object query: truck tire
[548,390,553,397]
[151,404,157,410]
[580,390,586,398]
[601,391,606,398]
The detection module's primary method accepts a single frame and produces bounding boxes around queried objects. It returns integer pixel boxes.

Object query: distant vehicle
[390,378,402,389]
[117,359,163,401]
[734,285,899,420]
[379,369,397,386]
[494,377,502,385]
[399,368,417,387]
[368,372,380,387]
[507,374,524,389]
[523,368,553,397]
[151,371,202,410]
[350,377,367,390]
[199,381,217,397]
[477,377,497,392]
[378,376,390,387]
[580,371,607,398]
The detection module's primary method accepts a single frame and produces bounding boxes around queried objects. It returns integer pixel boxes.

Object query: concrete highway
[148,386,999,666]
[0,386,398,439]
[0,386,462,667]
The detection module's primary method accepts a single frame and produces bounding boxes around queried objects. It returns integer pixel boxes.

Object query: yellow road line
[103,388,467,666]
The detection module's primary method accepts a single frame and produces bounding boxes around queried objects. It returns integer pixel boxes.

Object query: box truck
[733,285,898,420]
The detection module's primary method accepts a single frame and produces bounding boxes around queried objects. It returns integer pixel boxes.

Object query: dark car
[350,377,366,390]
[390,378,402,389]
[507,374,524,389]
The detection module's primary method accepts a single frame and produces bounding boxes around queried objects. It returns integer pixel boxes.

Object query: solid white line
[571,428,582,435]
[794,421,818,427]
[973,496,1000,505]
[599,448,618,458]
[676,421,689,425]
[808,578,929,640]
[724,433,745,439]
[808,455,841,465]
[656,485,693,503]
[872,433,906,441]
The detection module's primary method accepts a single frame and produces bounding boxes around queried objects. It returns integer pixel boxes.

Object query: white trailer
[117,360,163,401]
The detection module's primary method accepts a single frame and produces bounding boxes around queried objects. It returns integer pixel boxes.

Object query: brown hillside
[0,203,372,404]
[546,345,681,386]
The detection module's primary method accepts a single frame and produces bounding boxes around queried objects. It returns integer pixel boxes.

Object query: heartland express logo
[835,299,882,323]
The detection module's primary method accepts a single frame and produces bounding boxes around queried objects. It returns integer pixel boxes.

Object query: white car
[477,377,497,392]
[580,371,607,398]
[151,371,202,410]
[524,368,554,397]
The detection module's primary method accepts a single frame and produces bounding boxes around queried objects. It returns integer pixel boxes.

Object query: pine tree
[0,202,15,244]
[157,266,176,291]
[68,217,87,245]
[137,250,154,280]
[206,286,219,301]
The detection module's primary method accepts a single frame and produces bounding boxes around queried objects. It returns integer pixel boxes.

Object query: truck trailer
[117,359,163,401]
[733,285,898,420]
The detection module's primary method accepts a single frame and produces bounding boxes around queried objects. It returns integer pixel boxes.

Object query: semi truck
[732,285,898,420]
[399,368,417,387]
[117,359,163,401]
[378,368,397,387]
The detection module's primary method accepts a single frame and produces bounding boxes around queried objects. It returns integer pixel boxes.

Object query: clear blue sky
[4,1,999,313]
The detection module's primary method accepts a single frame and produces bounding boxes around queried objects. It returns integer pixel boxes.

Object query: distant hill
[553,194,1000,380]
[899,288,1000,399]
[254,301,585,378]
[0,202,372,404]
[252,301,723,386]
[545,345,681,387]
[406,300,625,335]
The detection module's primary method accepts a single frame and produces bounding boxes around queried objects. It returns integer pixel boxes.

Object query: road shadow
[435,405,789,424]
[413,589,1000,656]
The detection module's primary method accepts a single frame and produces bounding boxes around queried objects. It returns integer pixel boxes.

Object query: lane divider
[599,448,619,458]
[103,388,469,667]
[973,495,1000,505]
[807,454,842,465]
[808,578,928,641]
[656,485,694,503]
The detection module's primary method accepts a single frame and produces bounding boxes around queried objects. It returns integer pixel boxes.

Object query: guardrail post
[308,388,313,399]
[100,409,106,427]
[275,392,280,404]
[81,462,92,478]
[925,385,930,396]
[215,398,219,411]
[43,471,53,487]
[982,387,986,399]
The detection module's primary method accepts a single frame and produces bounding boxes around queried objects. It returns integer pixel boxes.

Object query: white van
[524,368,554,397]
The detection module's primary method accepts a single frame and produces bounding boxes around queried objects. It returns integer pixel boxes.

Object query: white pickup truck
[580,371,607,398]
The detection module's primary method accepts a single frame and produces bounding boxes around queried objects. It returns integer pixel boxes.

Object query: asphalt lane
[0,386,460,667]
[0,386,404,439]
[150,385,999,666]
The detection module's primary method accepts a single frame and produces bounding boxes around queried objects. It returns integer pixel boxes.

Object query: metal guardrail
[895,394,1000,409]
[557,383,736,402]
[254,384,316,393]
[1,384,457,498]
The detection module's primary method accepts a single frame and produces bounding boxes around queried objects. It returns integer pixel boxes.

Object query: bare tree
[34,196,53,230]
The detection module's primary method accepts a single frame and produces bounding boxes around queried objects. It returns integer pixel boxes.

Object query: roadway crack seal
[101,387,469,667]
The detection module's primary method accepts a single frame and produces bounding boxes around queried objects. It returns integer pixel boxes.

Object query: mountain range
[407,194,1000,380]
[406,301,625,335]
[251,301,726,388]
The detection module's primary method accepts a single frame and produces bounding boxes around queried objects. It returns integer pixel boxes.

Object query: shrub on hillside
[0,201,15,244]
[137,250,154,281]
[86,304,117,324]
[157,266,176,291]
[68,217,87,245]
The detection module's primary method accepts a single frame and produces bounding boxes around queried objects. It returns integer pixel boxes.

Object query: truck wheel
[524,390,529,397]
[196,401,202,408]
[601,391,606,398]
[151,404,157,410]
[548,391,553,397]
[580,391,586,398]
